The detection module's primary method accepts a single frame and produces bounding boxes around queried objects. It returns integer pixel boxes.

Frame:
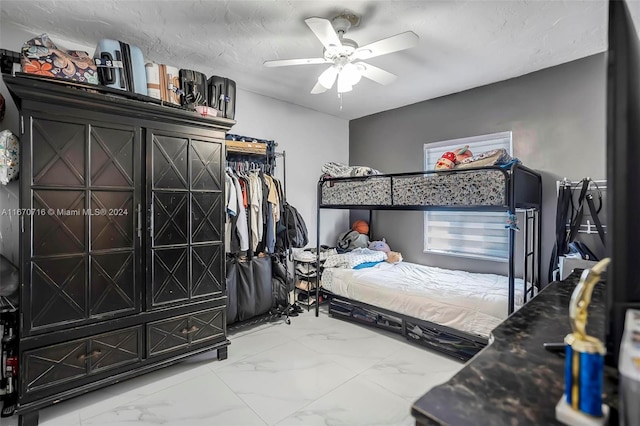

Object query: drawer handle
[180,325,200,335]
[77,349,102,362]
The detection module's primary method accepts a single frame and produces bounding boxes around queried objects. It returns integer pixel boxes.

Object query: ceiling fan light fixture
[342,63,362,86]
[337,72,353,93]
[318,66,339,89]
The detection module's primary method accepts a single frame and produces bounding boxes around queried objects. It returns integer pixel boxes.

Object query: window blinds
[423,132,512,261]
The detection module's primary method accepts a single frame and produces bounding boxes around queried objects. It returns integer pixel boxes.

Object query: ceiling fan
[264,12,419,94]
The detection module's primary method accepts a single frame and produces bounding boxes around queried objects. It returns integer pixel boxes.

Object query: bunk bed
[314,163,542,361]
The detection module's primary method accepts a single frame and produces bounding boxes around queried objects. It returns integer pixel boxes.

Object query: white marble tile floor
[3,308,464,426]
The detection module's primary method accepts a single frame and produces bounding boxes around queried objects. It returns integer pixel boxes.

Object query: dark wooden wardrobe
[3,74,235,425]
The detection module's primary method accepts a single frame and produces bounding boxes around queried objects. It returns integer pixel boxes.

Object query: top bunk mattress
[321,261,533,338]
[320,169,507,208]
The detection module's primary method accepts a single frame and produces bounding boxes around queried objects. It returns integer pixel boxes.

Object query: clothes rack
[224,134,293,330]
[557,178,607,235]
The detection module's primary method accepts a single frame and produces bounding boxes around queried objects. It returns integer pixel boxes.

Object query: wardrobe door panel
[153,192,189,247]
[90,126,135,188]
[31,118,85,187]
[90,252,136,317]
[90,191,135,250]
[148,130,224,307]
[191,192,222,243]
[191,140,222,191]
[88,124,141,320]
[151,247,189,306]
[30,256,87,331]
[152,134,188,190]
[191,245,224,298]
[24,112,142,335]
[32,190,85,256]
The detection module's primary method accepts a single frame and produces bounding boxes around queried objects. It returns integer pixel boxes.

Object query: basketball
[352,220,369,235]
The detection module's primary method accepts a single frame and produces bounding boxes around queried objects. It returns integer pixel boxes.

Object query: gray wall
[349,53,607,285]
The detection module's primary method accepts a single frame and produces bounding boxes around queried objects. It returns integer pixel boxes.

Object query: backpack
[337,230,370,250]
[278,203,308,249]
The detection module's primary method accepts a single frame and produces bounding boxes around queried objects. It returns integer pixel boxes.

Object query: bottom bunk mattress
[321,262,535,338]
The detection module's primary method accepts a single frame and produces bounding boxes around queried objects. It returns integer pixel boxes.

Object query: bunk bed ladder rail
[316,179,322,317]
[508,164,517,315]
[523,209,539,304]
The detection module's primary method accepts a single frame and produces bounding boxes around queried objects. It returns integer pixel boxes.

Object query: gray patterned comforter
[320,169,506,207]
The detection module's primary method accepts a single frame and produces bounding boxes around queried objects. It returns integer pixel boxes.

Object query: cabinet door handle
[136,203,142,241]
[180,325,199,335]
[77,349,102,361]
[149,204,154,239]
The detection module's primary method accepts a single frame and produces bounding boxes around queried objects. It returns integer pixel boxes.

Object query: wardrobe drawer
[21,326,142,396]
[147,307,225,357]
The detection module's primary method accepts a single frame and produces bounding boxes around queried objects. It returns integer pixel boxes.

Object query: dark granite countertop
[411,270,618,426]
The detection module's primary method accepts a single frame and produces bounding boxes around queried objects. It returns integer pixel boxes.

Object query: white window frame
[423,131,513,262]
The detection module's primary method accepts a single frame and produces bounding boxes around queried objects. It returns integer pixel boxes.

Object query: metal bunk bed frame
[314,162,542,360]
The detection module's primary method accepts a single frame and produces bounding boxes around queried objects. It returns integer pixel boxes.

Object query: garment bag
[252,255,273,316]
[236,256,256,321]
[233,255,273,321]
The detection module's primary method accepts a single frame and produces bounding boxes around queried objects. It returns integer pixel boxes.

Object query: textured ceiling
[1,0,609,120]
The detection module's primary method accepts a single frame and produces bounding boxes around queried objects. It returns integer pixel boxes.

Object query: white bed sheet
[322,262,534,338]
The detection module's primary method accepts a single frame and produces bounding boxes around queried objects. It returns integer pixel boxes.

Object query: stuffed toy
[453,145,473,163]
[385,251,403,263]
[435,151,456,170]
[434,145,474,171]
[368,238,390,253]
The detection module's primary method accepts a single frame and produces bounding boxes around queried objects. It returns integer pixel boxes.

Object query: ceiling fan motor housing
[324,37,358,63]
[331,11,361,33]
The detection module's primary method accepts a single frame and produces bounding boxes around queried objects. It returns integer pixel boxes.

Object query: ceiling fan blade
[310,81,328,94]
[305,17,342,49]
[263,58,330,67]
[359,63,397,86]
[353,31,419,60]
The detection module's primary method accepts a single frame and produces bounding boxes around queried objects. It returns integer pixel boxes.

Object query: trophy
[556,258,610,425]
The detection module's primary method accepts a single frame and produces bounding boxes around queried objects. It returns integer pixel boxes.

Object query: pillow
[456,148,512,169]
[21,33,99,84]
[0,130,19,185]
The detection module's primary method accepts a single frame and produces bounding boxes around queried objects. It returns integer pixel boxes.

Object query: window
[423,132,513,261]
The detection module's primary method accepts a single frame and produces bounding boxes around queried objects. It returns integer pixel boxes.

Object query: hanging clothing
[264,175,279,253]
[223,160,285,256]
[229,171,249,251]
[248,172,263,252]
[224,172,238,253]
